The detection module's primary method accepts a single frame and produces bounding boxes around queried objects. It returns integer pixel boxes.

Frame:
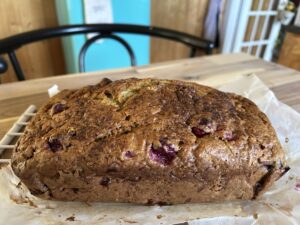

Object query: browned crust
[11,78,288,204]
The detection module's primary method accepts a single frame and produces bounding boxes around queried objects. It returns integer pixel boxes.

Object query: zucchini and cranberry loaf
[11,78,289,204]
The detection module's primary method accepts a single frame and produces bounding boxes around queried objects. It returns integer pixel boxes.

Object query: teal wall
[55,0,150,73]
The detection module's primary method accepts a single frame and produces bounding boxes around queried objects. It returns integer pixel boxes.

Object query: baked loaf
[11,78,289,204]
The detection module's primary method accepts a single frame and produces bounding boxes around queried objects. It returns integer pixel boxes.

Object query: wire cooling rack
[0,105,37,164]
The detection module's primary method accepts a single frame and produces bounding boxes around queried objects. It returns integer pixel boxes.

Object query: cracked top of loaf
[12,78,288,199]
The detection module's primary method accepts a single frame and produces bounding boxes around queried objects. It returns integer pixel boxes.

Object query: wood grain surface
[0,53,300,140]
[0,0,65,83]
[278,32,300,71]
[150,0,209,63]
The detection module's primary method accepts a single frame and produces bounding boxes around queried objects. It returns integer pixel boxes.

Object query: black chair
[0,24,214,81]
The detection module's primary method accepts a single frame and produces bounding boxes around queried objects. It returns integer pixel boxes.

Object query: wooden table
[1,53,300,140]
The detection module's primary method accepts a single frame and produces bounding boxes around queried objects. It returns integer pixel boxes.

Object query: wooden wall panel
[0,0,65,83]
[278,32,300,71]
[150,0,209,63]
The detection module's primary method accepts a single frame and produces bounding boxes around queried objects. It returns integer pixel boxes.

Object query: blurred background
[0,0,300,83]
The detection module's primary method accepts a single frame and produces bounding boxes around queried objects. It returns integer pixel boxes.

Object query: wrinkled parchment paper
[1,74,299,225]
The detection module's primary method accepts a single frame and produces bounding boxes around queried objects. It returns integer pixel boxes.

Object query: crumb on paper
[9,194,37,208]
[66,216,76,221]
[285,137,289,143]
[156,214,163,219]
[253,213,258,219]
[16,182,22,189]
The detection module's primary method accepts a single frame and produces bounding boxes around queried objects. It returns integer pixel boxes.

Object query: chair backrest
[0,24,214,81]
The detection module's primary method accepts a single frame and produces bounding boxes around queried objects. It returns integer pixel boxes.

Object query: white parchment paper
[0,74,299,225]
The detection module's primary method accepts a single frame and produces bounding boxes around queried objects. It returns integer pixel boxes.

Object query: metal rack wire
[0,105,37,164]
